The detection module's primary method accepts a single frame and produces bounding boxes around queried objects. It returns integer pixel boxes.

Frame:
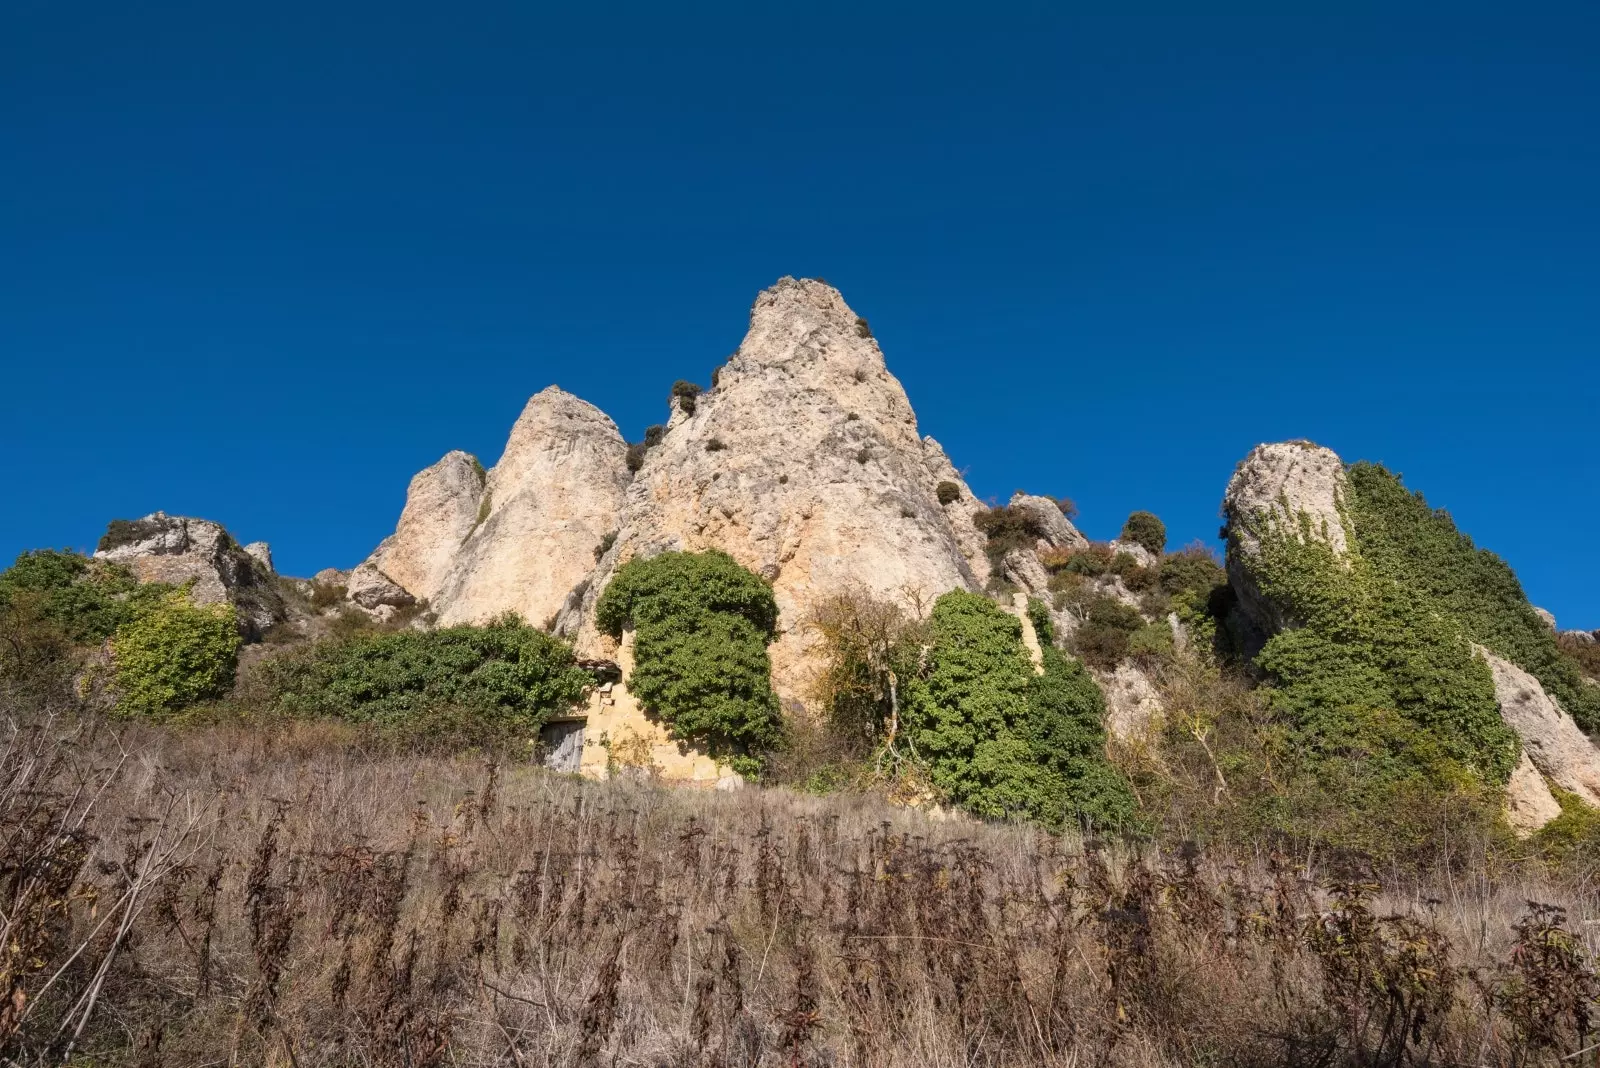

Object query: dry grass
[1,714,1598,1067]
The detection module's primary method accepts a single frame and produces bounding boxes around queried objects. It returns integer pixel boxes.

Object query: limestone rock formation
[362,450,485,606]
[243,542,274,573]
[1222,441,1348,642]
[1534,607,1558,631]
[346,562,416,613]
[1008,493,1088,552]
[1505,752,1563,836]
[431,388,630,627]
[558,277,984,699]
[94,512,284,637]
[1480,648,1600,808]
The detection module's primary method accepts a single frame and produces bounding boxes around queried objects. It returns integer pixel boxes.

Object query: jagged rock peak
[1008,492,1088,552]
[363,450,485,606]
[429,386,629,627]
[560,277,983,701]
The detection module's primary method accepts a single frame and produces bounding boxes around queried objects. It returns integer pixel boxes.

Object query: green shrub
[96,517,167,554]
[670,380,703,415]
[1120,511,1167,556]
[1128,621,1175,663]
[593,531,617,561]
[936,481,961,506]
[901,591,1133,829]
[973,505,1048,562]
[1056,497,1078,520]
[0,549,170,644]
[706,438,727,452]
[112,591,240,717]
[1059,545,1113,577]
[1070,597,1145,669]
[1026,597,1055,646]
[644,424,666,447]
[254,615,591,741]
[595,551,781,774]
[854,317,872,338]
[1345,463,1600,734]
[1237,504,1519,853]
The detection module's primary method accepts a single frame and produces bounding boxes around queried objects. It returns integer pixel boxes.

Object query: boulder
[346,562,416,611]
[1534,607,1558,631]
[1221,441,1349,644]
[243,542,274,573]
[94,512,284,638]
[1008,492,1088,552]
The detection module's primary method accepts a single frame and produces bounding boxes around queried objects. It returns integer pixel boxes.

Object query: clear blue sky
[3,6,1596,629]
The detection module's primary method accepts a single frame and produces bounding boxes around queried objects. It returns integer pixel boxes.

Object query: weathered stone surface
[559,278,983,700]
[1534,607,1558,631]
[1222,441,1349,641]
[1000,548,1051,599]
[1480,648,1600,807]
[428,388,630,627]
[1562,630,1597,645]
[1107,540,1158,568]
[363,450,485,606]
[243,542,274,573]
[1505,752,1563,836]
[312,568,350,589]
[346,562,416,611]
[1008,493,1088,552]
[1100,662,1165,741]
[94,512,283,637]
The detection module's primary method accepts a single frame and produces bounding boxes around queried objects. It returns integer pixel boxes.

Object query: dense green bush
[936,481,961,506]
[255,615,591,741]
[0,550,169,644]
[1240,511,1519,850]
[112,591,240,717]
[1025,596,1055,645]
[902,591,1133,829]
[854,316,873,338]
[595,551,781,773]
[1120,511,1167,556]
[1070,597,1145,669]
[1345,463,1600,734]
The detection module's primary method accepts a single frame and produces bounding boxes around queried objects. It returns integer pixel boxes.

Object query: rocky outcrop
[1008,493,1087,552]
[243,542,274,573]
[1480,648,1600,808]
[558,278,984,699]
[1101,662,1166,740]
[431,388,630,627]
[346,562,416,613]
[1505,752,1563,836]
[363,451,485,606]
[94,512,284,637]
[1222,441,1349,644]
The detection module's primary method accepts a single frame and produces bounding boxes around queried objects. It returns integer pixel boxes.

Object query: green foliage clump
[936,481,961,506]
[1120,511,1167,556]
[255,615,591,740]
[112,591,240,717]
[1344,462,1600,734]
[1071,596,1145,669]
[902,591,1133,829]
[854,316,873,338]
[973,505,1047,562]
[95,517,167,554]
[1240,508,1519,849]
[1025,597,1054,646]
[670,380,703,415]
[595,551,781,773]
[0,550,169,644]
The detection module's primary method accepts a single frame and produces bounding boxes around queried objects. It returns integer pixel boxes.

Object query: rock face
[243,542,274,573]
[1008,493,1087,552]
[363,451,486,606]
[346,562,416,613]
[558,278,984,699]
[94,512,284,637]
[1505,752,1563,836]
[431,388,630,627]
[1222,441,1349,644]
[1480,648,1600,808]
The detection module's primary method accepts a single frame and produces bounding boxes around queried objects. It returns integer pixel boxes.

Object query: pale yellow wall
[577,629,729,784]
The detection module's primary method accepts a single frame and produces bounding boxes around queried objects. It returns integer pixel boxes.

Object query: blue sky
[3,6,1597,628]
